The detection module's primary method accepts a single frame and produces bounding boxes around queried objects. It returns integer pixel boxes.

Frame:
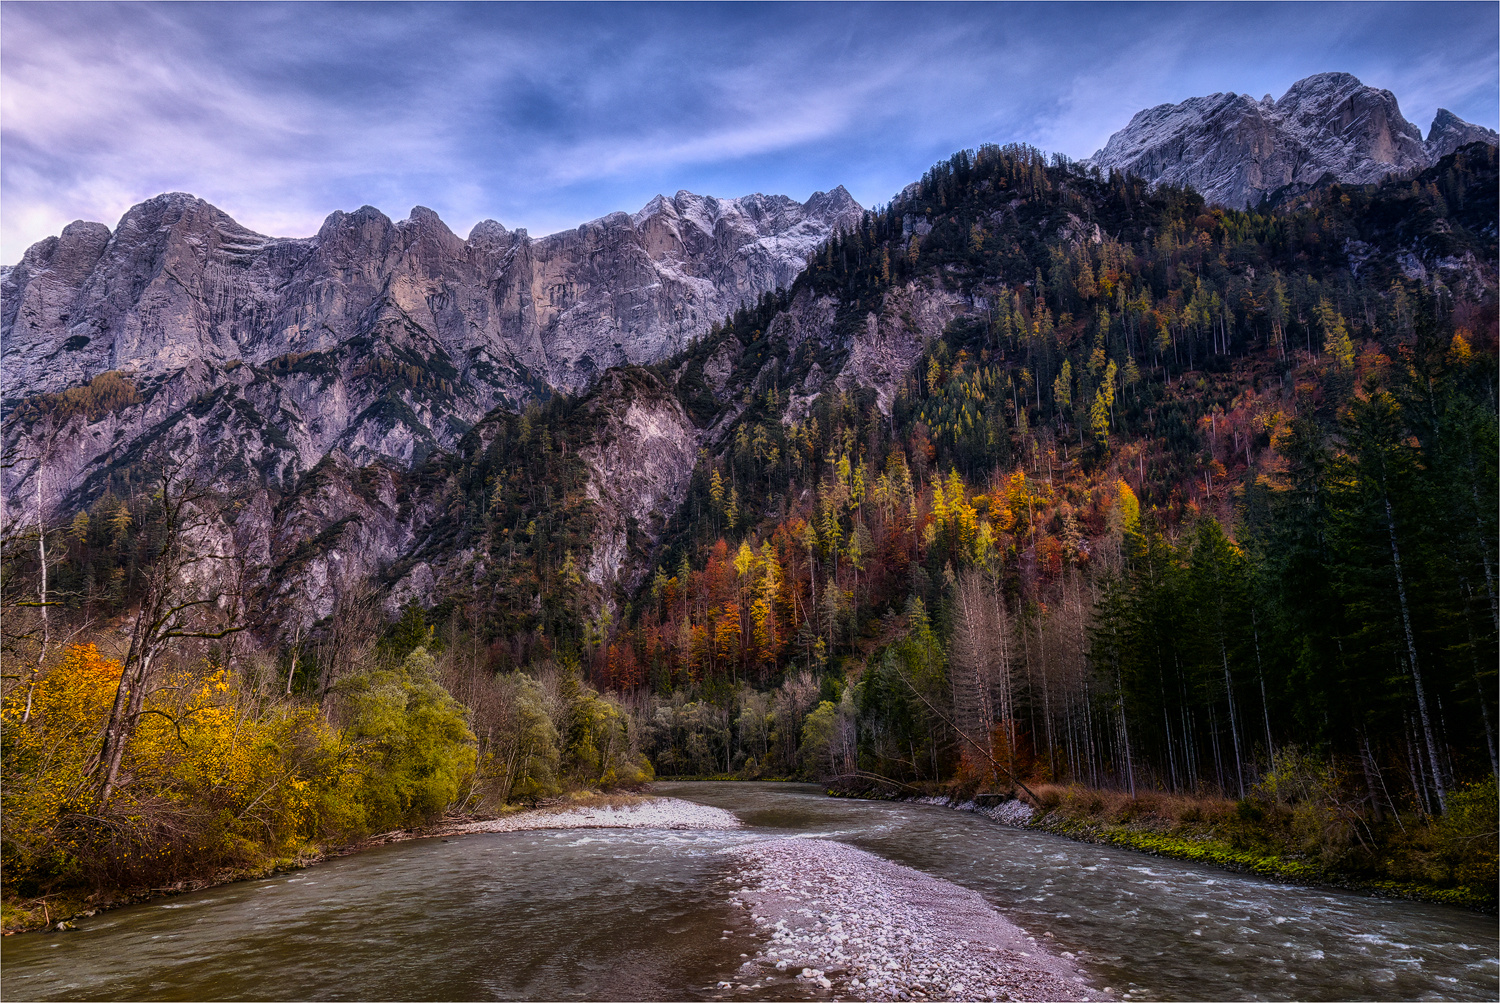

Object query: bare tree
[894,657,1037,802]
[26,475,51,722]
[316,580,380,705]
[951,568,999,758]
[91,465,246,804]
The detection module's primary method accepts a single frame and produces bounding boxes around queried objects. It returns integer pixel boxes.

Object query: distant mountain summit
[1086,71,1497,208]
[1424,107,1500,161]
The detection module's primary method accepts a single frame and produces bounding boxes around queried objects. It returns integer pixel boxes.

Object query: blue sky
[3,1,1496,261]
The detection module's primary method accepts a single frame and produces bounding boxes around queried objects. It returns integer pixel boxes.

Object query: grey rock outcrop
[834,280,972,413]
[695,275,990,433]
[578,369,700,592]
[1087,72,1495,208]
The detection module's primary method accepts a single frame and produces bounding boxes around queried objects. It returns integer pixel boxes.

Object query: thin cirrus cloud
[2,2,1496,263]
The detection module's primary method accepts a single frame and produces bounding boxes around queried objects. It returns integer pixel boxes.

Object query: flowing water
[3,782,1495,1001]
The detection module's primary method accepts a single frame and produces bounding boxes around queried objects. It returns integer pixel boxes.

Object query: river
[3,782,1495,1001]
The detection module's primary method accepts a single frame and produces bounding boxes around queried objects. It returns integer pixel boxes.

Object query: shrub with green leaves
[342,648,476,830]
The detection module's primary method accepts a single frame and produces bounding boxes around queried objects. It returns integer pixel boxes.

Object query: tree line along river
[3,783,1495,1002]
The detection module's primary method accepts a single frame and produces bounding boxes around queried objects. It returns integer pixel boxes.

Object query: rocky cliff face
[2,186,862,403]
[578,369,700,592]
[1087,72,1497,208]
[677,273,992,444]
[2,186,858,499]
[832,280,974,414]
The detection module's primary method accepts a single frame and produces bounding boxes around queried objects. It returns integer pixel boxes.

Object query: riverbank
[0,792,734,935]
[829,781,1498,913]
[0,852,321,937]
[722,837,1109,1001]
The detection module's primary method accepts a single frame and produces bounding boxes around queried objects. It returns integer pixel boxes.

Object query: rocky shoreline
[721,838,1111,1002]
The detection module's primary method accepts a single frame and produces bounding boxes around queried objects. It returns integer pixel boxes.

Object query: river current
[3,782,1495,1001]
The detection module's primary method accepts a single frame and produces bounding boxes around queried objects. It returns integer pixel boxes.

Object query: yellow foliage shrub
[17,371,141,426]
[2,644,368,895]
[2,645,122,889]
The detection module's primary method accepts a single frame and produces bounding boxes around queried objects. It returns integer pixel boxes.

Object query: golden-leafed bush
[2,644,362,894]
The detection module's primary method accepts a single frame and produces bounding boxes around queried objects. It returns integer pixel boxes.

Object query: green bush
[343,648,476,830]
[1435,775,1499,889]
[566,689,652,788]
[502,675,563,802]
[799,701,839,777]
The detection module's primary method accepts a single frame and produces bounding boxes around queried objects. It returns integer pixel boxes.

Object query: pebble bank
[722,838,1110,1001]
[435,796,743,835]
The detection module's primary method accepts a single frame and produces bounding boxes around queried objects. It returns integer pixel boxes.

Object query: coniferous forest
[4,142,1496,919]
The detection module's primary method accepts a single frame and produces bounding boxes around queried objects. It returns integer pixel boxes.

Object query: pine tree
[1317,299,1356,368]
[710,468,725,519]
[1053,359,1073,412]
[726,486,740,532]
[1090,387,1111,445]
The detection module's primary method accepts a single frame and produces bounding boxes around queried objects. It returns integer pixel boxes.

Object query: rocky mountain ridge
[1087,72,1497,208]
[2,186,862,402]
[1,185,859,506]
[0,186,857,625]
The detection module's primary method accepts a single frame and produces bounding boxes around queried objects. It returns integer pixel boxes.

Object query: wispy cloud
[3,2,1495,261]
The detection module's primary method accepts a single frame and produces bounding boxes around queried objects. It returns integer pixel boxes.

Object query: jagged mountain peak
[1275,70,1366,101]
[112,191,286,250]
[316,203,394,240]
[805,184,859,218]
[396,205,465,254]
[628,187,860,238]
[466,218,522,248]
[1272,71,1424,149]
[1086,71,1486,208]
[403,204,448,227]
[129,190,213,214]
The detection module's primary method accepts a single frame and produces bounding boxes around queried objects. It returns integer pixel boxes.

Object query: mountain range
[2,71,1495,628]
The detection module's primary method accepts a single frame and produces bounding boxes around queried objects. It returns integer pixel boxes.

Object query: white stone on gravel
[437,797,742,835]
[905,795,1036,827]
[724,838,1109,1002]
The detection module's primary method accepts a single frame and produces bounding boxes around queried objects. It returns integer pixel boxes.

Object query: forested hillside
[621,141,1498,807]
[4,142,1496,917]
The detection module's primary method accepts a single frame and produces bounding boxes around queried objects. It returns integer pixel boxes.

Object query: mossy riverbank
[0,851,321,936]
[1033,812,1495,912]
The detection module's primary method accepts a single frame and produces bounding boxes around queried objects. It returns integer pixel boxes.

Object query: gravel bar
[434,796,743,835]
[723,838,1111,1002]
